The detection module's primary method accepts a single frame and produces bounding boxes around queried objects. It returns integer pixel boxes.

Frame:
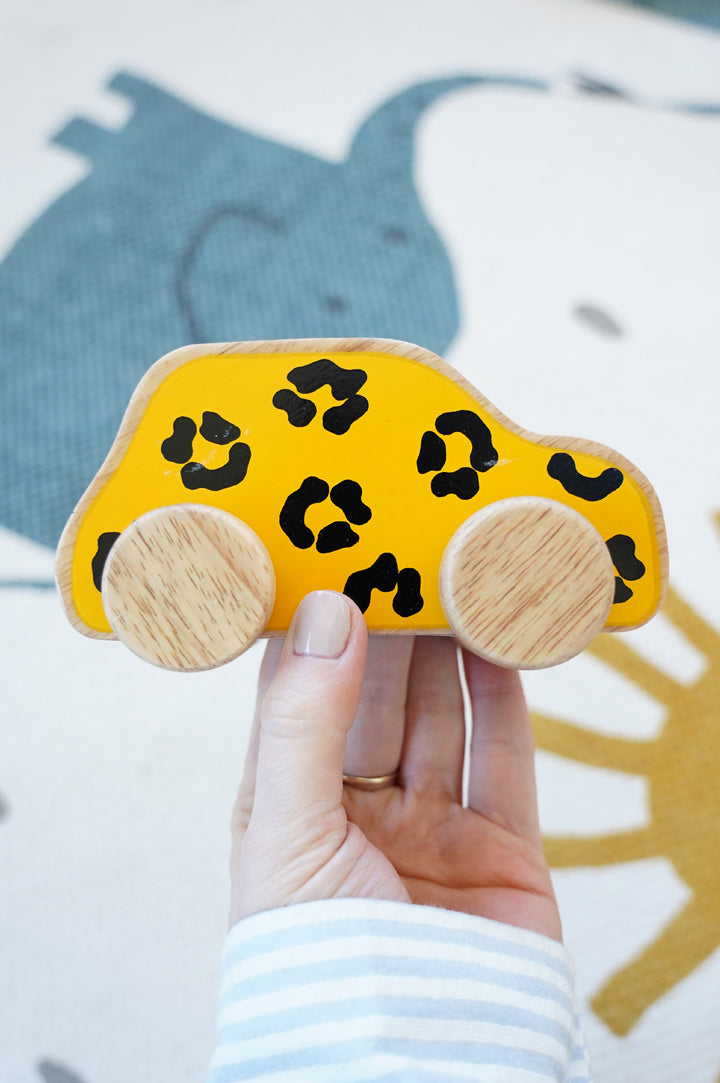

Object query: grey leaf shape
[37,1060,88,1083]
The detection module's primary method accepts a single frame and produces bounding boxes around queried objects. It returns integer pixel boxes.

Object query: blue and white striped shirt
[208,898,592,1082]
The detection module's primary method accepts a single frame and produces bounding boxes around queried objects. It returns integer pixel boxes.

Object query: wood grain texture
[101,504,275,671]
[439,496,616,669]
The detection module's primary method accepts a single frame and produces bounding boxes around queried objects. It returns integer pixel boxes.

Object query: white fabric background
[1,1,719,1080]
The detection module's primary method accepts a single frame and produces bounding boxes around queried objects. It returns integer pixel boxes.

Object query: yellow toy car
[56,338,667,671]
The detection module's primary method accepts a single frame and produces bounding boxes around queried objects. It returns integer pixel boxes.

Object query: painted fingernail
[292,591,351,658]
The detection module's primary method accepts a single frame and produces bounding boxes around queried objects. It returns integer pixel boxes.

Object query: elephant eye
[382,226,408,244]
[323,295,349,314]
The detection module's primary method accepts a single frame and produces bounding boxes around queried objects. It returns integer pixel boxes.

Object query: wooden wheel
[101,504,275,672]
[439,496,616,669]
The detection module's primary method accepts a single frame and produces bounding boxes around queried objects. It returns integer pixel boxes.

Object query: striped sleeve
[207,898,592,1083]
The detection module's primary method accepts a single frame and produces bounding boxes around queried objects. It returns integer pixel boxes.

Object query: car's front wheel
[101,503,275,671]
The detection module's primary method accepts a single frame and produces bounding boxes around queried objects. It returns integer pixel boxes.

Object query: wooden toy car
[56,338,667,672]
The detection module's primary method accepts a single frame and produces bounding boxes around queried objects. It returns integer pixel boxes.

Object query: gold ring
[342,770,400,791]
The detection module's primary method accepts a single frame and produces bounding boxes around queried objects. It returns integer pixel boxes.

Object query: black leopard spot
[613,578,634,604]
[330,480,372,524]
[344,553,424,617]
[288,358,367,399]
[91,531,121,591]
[279,477,330,549]
[199,411,241,444]
[273,359,369,435]
[162,411,250,491]
[394,567,424,617]
[606,534,646,581]
[272,389,317,427]
[418,410,497,499]
[316,521,360,553]
[180,441,251,491]
[431,467,480,500]
[435,410,498,472]
[417,431,447,474]
[323,395,369,435]
[606,534,645,606]
[161,416,196,464]
[548,452,623,501]
[280,477,370,553]
[344,553,399,612]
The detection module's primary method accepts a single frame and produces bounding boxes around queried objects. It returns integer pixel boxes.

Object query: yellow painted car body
[57,338,667,640]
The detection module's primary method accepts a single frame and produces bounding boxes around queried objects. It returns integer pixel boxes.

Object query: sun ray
[534,529,720,1041]
[591,894,720,1036]
[662,584,720,659]
[532,713,650,774]
[589,633,682,707]
[542,828,658,869]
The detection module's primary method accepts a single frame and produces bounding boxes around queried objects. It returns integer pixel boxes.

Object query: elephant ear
[333,75,548,356]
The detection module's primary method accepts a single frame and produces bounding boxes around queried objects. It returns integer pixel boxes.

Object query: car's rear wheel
[101,504,276,671]
[439,496,615,669]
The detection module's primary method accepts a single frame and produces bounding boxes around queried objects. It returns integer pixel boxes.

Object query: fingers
[249,591,367,836]
[400,637,465,801]
[343,636,414,777]
[463,650,542,844]
[231,637,284,845]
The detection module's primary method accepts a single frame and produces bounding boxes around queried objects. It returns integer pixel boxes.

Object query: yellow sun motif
[533,578,720,1038]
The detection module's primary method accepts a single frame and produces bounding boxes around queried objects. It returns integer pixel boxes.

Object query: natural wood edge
[55,529,117,640]
[56,336,668,635]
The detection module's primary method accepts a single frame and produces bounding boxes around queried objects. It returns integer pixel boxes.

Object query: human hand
[229,589,561,941]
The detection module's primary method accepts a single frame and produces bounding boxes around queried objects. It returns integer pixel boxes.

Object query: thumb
[249,590,367,845]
